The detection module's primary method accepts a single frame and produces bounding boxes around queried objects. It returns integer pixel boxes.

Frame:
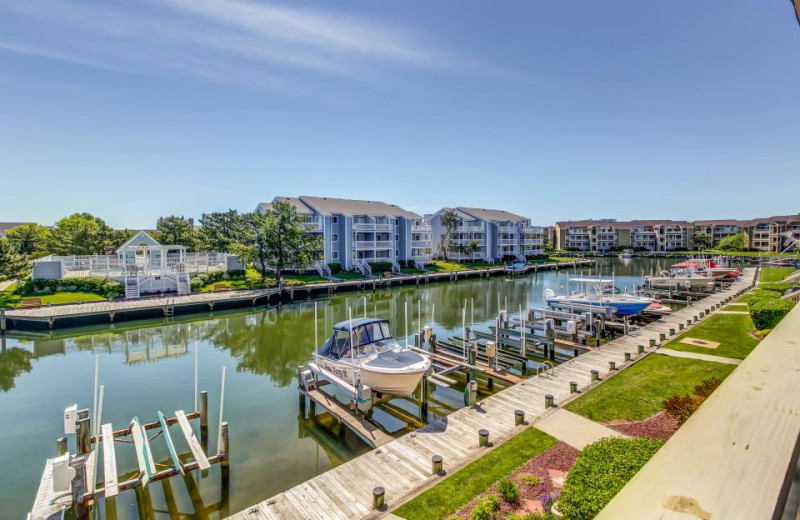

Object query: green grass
[393,428,557,520]
[1,284,107,307]
[427,260,467,272]
[760,267,797,283]
[463,262,495,269]
[334,271,368,280]
[400,268,426,275]
[550,256,578,263]
[663,313,760,360]
[565,354,735,423]
[283,274,327,283]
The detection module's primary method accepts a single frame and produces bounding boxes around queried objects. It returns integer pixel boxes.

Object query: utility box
[566,320,577,335]
[64,405,78,435]
[51,454,76,493]
[356,385,373,414]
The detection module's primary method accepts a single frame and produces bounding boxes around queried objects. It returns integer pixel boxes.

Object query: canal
[0,258,674,519]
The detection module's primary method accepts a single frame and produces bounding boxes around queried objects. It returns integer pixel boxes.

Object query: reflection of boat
[545,278,653,317]
[645,268,715,289]
[315,318,431,396]
[618,250,633,258]
[506,261,527,274]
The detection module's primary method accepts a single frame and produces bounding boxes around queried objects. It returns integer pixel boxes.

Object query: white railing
[523,226,544,234]
[411,224,432,232]
[499,238,518,246]
[412,240,431,248]
[521,238,543,245]
[303,217,323,232]
[353,241,375,249]
[450,238,486,245]
[353,222,393,231]
[374,241,393,248]
[458,224,484,232]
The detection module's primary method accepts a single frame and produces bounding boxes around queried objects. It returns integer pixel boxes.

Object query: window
[332,251,338,259]
[395,218,399,225]
[332,216,338,224]
[332,233,338,242]
[395,234,399,242]
[395,249,399,257]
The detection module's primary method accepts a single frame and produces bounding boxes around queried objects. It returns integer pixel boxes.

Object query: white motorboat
[645,268,715,289]
[672,258,738,279]
[618,250,633,258]
[545,277,653,317]
[314,317,431,396]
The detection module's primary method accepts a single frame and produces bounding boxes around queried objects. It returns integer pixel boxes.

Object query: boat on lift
[645,268,715,289]
[314,317,431,396]
[672,258,738,279]
[545,277,653,317]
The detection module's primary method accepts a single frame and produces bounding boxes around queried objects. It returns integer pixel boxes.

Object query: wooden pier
[226,269,757,520]
[300,388,394,449]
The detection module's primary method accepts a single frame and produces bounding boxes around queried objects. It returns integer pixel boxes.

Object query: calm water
[0,258,673,519]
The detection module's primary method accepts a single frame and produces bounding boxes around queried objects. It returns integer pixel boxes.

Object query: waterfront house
[430,207,544,263]
[257,196,433,275]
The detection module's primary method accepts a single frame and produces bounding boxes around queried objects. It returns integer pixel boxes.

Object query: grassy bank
[759,267,796,283]
[393,428,557,520]
[662,313,760,360]
[565,354,735,423]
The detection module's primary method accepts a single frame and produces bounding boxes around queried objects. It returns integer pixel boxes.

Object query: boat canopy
[318,318,394,360]
[568,277,615,283]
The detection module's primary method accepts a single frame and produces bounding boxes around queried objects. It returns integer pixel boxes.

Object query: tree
[439,210,459,261]
[156,216,196,249]
[236,202,322,285]
[0,238,31,281]
[717,232,745,251]
[48,213,128,255]
[692,233,711,251]
[457,239,479,261]
[5,223,50,257]
[197,210,250,253]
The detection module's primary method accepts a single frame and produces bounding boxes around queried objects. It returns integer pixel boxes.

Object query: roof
[299,196,421,218]
[0,222,31,234]
[332,317,389,332]
[555,220,692,229]
[457,207,528,223]
[257,197,315,215]
[694,219,748,227]
[434,207,481,221]
[118,230,186,251]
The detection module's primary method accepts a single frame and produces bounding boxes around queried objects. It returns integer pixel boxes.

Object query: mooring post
[432,455,443,476]
[570,381,578,394]
[686,319,691,327]
[624,352,631,362]
[478,429,489,447]
[638,344,645,354]
[669,327,676,336]
[545,394,554,408]
[0,308,6,335]
[515,409,525,425]
[659,332,666,342]
[57,437,68,456]
[487,377,494,391]
[609,360,616,371]
[421,375,429,416]
[649,338,656,348]
[469,380,478,407]
[372,487,385,510]
[679,323,684,331]
[200,390,209,447]
[220,421,230,486]
[591,369,599,382]
[76,416,91,455]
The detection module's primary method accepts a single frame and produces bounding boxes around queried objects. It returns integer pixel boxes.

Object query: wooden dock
[226,269,757,520]
[302,388,394,448]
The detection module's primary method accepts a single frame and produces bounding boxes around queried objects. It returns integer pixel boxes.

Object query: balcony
[302,216,323,232]
[411,240,431,248]
[353,222,394,231]
[523,226,543,234]
[457,223,485,232]
[499,225,518,234]
[498,238,518,246]
[450,238,486,245]
[411,224,432,232]
[521,238,543,245]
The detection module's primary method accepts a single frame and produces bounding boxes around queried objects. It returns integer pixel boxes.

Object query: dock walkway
[226,269,756,520]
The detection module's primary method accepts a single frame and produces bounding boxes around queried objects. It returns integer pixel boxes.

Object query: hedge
[750,299,796,330]
[558,437,664,520]
[368,261,394,273]
[19,278,123,299]
[327,263,343,274]
[190,270,228,291]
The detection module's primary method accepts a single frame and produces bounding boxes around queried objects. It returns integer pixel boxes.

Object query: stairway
[514,252,527,263]
[125,278,140,299]
[390,259,402,274]
[315,260,332,278]
[176,274,191,295]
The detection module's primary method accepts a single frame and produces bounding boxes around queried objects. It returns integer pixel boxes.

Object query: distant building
[0,222,31,239]
[256,196,433,274]
[430,207,544,263]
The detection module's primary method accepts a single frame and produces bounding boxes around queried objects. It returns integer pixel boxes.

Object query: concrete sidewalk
[535,409,626,450]
[656,348,742,366]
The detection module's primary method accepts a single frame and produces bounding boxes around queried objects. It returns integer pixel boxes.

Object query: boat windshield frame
[324,320,397,360]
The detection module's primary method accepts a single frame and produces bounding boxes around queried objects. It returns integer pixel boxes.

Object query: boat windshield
[327,321,394,359]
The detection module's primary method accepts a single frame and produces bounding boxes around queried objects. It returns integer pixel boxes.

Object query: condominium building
[256,196,433,274]
[431,207,544,262]
[555,220,693,252]
[744,215,800,252]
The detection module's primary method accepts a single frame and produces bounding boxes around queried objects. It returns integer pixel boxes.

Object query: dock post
[200,390,209,447]
[545,394,554,408]
[591,369,599,382]
[76,415,91,455]
[0,308,5,335]
[487,377,494,391]
[649,338,656,348]
[659,332,666,342]
[638,344,645,354]
[686,319,692,327]
[515,409,525,425]
[679,323,684,331]
[57,437,68,456]
[469,380,478,407]
[432,455,444,476]
[220,421,230,486]
[624,352,631,362]
[609,360,616,371]
[478,429,489,447]
[421,376,429,416]
[372,487,385,510]
[570,381,578,394]
[669,327,676,336]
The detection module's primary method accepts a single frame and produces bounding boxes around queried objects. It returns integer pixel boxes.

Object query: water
[0,258,673,519]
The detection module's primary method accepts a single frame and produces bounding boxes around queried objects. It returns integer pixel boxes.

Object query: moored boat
[314,317,431,396]
[645,268,715,289]
[545,277,653,317]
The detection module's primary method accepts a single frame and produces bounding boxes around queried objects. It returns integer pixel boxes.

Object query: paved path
[656,349,742,366]
[0,280,14,292]
[534,409,626,450]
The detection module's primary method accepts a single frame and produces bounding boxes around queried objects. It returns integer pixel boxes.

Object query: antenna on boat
[471,298,474,333]
[92,355,100,437]
[348,307,356,390]
[194,341,199,412]
[217,366,226,453]
[462,304,467,361]
[418,300,422,348]
[363,296,367,319]
[314,301,319,360]
[405,301,409,346]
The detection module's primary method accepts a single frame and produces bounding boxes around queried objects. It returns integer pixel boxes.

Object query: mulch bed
[453,441,580,519]
[608,411,679,441]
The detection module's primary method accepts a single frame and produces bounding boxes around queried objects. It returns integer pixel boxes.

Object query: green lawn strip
[1,288,106,307]
[427,260,466,272]
[760,267,797,283]
[393,428,557,520]
[400,268,426,275]
[283,274,327,283]
[565,355,735,423]
[334,272,368,280]
[663,313,759,360]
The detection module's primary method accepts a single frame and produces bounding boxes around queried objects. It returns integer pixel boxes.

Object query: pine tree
[0,238,31,281]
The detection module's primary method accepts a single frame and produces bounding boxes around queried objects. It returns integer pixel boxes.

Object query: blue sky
[0,0,798,228]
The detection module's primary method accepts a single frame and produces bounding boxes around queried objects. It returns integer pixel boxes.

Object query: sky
[0,0,798,229]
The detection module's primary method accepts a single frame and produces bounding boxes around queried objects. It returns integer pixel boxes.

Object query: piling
[638,344,645,354]
[515,409,525,425]
[220,422,230,485]
[649,338,656,348]
[200,390,209,446]
[76,409,90,455]
[679,323,684,331]
[545,394,554,408]
[609,361,616,371]
[0,308,5,335]
[659,333,666,342]
[421,376,429,415]
[478,429,490,447]
[432,455,444,476]
[669,328,676,336]
[569,381,578,394]
[372,487,385,510]
[591,369,599,381]
[469,380,478,407]
[57,437,68,456]
[624,352,631,362]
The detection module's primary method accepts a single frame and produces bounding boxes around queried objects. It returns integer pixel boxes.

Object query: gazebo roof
[117,231,186,252]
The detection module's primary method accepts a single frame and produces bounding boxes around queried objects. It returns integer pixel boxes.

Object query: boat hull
[646,276,714,289]
[315,352,430,396]
[546,298,651,317]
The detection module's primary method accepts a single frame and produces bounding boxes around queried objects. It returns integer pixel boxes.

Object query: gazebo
[117,231,188,277]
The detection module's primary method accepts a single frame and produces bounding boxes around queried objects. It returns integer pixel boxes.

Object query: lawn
[283,274,327,283]
[393,428,557,520]
[1,285,106,307]
[334,271,368,280]
[565,354,735,423]
[760,267,797,283]
[400,268,426,275]
[662,313,760,360]
[427,260,467,272]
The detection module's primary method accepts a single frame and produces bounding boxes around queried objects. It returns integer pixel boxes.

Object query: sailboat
[314,317,432,396]
[545,277,653,317]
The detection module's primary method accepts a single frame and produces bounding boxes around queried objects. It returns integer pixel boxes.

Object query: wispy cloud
[0,0,454,93]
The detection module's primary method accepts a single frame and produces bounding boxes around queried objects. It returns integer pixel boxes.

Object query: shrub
[498,478,519,503]
[750,299,796,330]
[559,437,664,520]
[368,261,393,273]
[19,277,123,299]
[520,474,540,486]
[693,376,722,398]
[662,395,701,425]
[745,288,784,306]
[470,495,499,520]
[327,263,342,274]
